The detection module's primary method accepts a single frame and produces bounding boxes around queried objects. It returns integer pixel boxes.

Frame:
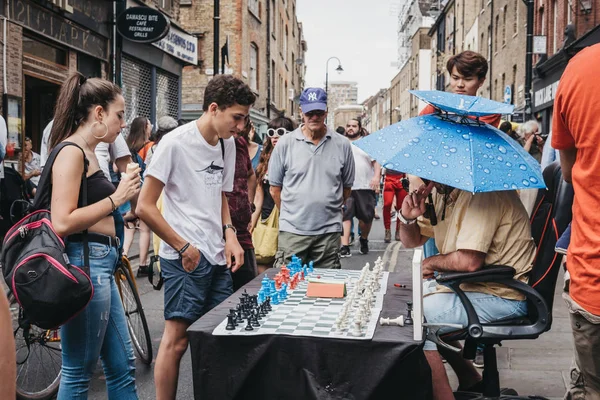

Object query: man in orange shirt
[552,43,600,400]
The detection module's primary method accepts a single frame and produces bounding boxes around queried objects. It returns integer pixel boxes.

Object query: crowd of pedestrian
[0,42,598,400]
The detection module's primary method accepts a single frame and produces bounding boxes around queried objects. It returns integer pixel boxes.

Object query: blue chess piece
[257,289,264,304]
[309,260,314,273]
[272,291,280,305]
[280,284,288,300]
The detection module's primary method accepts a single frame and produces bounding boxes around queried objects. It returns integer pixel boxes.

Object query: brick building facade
[532,0,600,134]
[179,0,306,135]
[0,0,194,166]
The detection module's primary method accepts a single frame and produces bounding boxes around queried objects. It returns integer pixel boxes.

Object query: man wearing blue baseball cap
[267,88,355,268]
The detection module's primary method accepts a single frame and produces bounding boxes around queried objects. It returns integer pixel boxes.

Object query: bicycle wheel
[8,293,62,400]
[116,266,153,365]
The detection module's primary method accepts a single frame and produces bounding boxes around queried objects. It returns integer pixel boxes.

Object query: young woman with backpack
[48,72,141,399]
[123,116,152,276]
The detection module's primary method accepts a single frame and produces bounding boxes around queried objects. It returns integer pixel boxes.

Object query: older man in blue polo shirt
[268,88,355,269]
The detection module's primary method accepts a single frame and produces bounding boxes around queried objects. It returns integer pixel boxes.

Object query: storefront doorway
[25,75,60,153]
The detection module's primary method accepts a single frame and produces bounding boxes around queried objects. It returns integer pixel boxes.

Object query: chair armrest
[436,265,516,284]
[432,265,550,341]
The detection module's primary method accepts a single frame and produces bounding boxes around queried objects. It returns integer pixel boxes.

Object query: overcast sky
[296,0,400,103]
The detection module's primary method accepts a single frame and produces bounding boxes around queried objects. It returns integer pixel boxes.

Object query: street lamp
[324,56,343,97]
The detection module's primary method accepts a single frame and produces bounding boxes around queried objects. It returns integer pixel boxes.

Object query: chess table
[187,268,433,400]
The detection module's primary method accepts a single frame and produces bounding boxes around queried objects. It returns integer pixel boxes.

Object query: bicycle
[6,288,62,400]
[5,254,153,399]
[115,255,153,365]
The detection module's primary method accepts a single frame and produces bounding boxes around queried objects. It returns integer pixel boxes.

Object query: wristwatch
[397,210,417,225]
[250,203,256,213]
[223,224,237,235]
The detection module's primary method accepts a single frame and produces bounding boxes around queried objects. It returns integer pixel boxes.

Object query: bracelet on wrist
[178,242,191,258]
[107,196,117,213]
[398,210,417,225]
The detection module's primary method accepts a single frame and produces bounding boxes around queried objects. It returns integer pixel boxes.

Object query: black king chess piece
[405,301,414,325]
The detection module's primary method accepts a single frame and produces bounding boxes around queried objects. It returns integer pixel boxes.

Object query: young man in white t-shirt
[137,75,255,400]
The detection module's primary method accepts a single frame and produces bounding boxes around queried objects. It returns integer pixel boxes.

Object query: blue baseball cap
[299,88,328,113]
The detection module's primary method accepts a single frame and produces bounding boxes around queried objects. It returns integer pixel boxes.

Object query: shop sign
[9,0,108,60]
[117,6,170,44]
[152,25,198,65]
[534,80,560,110]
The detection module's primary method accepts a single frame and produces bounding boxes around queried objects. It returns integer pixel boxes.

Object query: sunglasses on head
[305,110,326,118]
[267,128,290,137]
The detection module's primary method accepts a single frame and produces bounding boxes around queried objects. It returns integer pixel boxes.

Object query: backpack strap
[219,138,225,160]
[32,142,90,270]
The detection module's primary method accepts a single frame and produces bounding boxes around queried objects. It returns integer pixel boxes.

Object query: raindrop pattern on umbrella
[409,90,515,117]
[354,114,545,193]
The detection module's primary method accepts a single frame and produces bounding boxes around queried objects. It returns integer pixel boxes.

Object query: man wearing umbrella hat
[398,181,535,399]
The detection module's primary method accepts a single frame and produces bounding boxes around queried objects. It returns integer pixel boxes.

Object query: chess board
[212,269,390,340]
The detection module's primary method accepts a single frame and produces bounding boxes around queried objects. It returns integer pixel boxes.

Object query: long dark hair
[49,72,122,151]
[256,116,295,182]
[127,117,149,152]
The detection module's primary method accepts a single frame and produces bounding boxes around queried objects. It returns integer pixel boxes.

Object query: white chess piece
[379,315,405,326]
[350,320,362,337]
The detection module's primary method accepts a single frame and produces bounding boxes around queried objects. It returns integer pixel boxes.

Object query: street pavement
[86,209,574,399]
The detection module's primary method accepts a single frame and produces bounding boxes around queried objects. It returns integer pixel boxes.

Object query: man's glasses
[267,128,290,137]
[304,110,326,118]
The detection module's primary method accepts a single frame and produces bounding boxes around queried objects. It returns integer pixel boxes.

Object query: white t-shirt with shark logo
[145,121,235,265]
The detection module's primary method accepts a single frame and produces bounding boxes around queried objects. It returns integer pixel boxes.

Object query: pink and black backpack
[1,142,93,329]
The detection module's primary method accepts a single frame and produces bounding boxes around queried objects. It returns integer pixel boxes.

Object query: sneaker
[395,230,401,241]
[339,245,352,258]
[384,229,392,243]
[374,210,381,220]
[555,222,571,255]
[359,238,369,255]
[137,265,149,277]
[473,348,484,369]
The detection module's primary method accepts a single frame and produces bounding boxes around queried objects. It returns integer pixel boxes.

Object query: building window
[23,36,67,66]
[480,33,485,53]
[502,7,507,45]
[513,0,518,34]
[291,52,295,84]
[270,0,276,37]
[284,26,288,63]
[160,0,172,13]
[279,17,284,56]
[250,43,258,91]
[249,0,260,18]
[271,60,276,104]
[494,15,499,52]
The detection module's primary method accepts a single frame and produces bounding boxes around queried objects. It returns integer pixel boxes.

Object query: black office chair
[427,162,574,400]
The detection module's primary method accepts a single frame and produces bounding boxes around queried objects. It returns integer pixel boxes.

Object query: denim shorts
[422,280,528,351]
[160,255,233,323]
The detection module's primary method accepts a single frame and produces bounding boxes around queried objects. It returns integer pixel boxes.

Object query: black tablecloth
[187,269,433,400]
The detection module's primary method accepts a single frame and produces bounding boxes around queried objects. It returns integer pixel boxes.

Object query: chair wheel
[500,388,518,395]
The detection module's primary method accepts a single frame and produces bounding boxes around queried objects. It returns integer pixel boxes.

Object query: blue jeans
[58,241,137,400]
[160,256,233,323]
[423,237,439,258]
[422,280,527,351]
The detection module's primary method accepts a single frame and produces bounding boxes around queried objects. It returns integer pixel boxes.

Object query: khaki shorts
[563,292,600,400]
[275,231,341,269]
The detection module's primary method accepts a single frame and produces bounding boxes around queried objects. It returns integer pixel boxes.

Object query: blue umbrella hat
[353,92,546,194]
